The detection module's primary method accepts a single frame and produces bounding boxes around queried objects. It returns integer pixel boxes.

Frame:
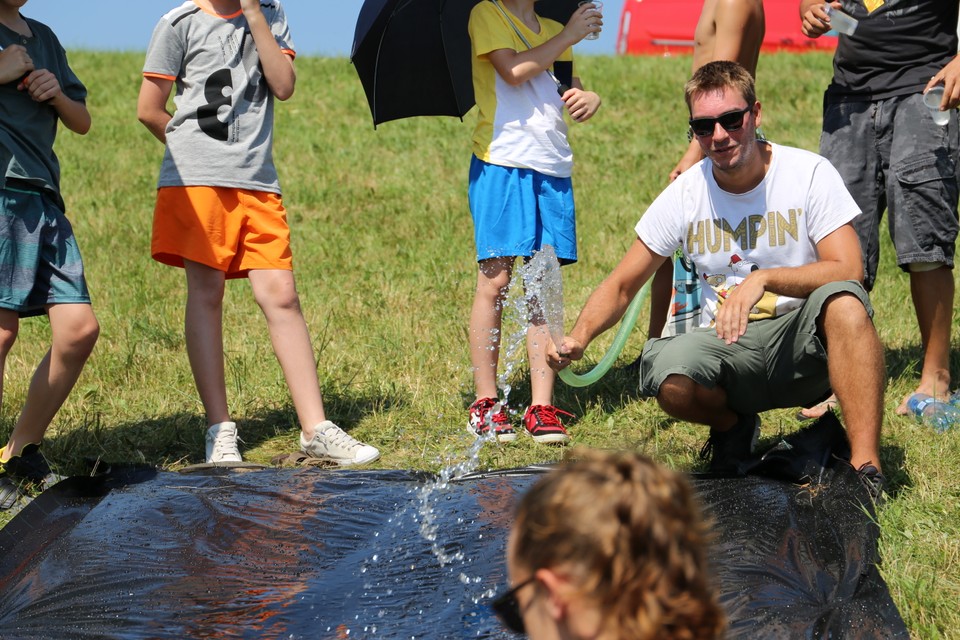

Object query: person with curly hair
[491,449,725,639]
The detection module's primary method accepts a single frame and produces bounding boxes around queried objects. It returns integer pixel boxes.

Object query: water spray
[523,246,649,388]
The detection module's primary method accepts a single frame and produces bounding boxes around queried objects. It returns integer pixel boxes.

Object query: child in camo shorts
[0,0,100,510]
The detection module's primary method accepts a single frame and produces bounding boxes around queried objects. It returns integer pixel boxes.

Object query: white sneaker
[300,421,380,466]
[205,421,242,463]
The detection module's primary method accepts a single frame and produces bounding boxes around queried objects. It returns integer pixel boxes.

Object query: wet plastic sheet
[0,436,906,639]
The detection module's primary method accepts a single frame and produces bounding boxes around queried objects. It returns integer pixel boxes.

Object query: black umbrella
[351,0,584,126]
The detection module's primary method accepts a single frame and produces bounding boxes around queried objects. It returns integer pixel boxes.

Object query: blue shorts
[0,185,91,317]
[468,156,577,264]
[820,93,960,288]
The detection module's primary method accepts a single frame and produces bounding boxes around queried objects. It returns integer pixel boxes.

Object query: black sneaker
[699,413,760,475]
[856,462,886,504]
[2,443,52,483]
[0,475,24,511]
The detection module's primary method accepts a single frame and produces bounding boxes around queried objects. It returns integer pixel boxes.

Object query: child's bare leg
[470,257,513,400]
[248,269,325,437]
[0,310,19,458]
[184,260,229,424]
[1,303,98,460]
[527,322,556,406]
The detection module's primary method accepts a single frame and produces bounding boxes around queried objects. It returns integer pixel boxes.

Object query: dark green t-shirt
[0,16,87,207]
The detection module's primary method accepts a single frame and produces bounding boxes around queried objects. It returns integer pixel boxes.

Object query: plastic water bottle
[906,393,960,433]
[824,4,859,36]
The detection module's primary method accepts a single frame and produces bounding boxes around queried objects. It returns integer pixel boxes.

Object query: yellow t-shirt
[468,1,575,178]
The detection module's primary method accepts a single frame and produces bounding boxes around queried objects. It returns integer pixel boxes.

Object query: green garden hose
[557,283,650,387]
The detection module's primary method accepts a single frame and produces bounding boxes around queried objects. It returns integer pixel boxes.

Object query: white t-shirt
[636,143,861,327]
[468,1,574,178]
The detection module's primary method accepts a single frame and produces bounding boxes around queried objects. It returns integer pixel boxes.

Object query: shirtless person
[670,0,765,181]
[648,0,765,339]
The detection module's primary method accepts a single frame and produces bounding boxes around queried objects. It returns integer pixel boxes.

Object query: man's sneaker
[856,462,886,504]
[699,413,760,475]
[468,397,516,442]
[205,421,242,463]
[2,443,52,483]
[523,405,573,444]
[300,421,380,466]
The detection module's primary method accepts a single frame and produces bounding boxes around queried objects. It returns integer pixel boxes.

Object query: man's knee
[818,292,872,334]
[656,374,698,414]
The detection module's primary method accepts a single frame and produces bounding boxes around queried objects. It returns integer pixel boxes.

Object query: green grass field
[1,51,958,637]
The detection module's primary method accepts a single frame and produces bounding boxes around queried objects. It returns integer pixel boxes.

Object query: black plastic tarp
[0,422,907,639]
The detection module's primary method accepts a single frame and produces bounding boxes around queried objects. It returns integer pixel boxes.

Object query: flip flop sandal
[796,397,839,421]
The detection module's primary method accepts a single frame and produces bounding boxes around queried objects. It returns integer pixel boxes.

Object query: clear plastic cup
[578,1,603,40]
[923,86,949,126]
[824,4,858,36]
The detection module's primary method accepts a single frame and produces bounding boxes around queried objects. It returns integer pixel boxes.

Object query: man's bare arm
[713,223,864,343]
[551,238,668,367]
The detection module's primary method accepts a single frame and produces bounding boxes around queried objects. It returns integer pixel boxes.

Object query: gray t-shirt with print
[143,1,295,193]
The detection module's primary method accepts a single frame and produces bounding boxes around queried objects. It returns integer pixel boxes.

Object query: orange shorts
[152,186,293,279]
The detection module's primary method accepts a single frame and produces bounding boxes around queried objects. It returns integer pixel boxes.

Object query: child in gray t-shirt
[138,0,379,467]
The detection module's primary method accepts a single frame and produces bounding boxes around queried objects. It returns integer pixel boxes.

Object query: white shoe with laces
[205,421,242,463]
[300,421,380,466]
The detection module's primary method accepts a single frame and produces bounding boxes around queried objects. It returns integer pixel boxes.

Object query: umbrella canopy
[352,0,583,126]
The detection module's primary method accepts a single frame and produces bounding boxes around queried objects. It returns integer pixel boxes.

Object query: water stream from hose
[524,246,649,387]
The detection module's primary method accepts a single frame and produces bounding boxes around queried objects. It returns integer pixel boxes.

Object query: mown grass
[0,51,957,637]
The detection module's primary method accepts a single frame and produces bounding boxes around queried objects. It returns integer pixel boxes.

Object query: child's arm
[487,4,595,86]
[241,0,296,101]
[20,68,90,134]
[562,77,601,123]
[137,76,174,143]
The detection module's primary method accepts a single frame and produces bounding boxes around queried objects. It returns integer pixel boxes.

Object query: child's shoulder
[536,16,565,33]
[472,0,524,25]
[258,0,289,23]
[158,1,204,23]
[21,16,57,41]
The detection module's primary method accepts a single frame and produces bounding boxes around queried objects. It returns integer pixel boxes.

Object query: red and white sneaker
[523,405,573,444]
[468,397,516,442]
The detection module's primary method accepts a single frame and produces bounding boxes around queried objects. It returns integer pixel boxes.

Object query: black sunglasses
[688,105,752,137]
[490,576,536,635]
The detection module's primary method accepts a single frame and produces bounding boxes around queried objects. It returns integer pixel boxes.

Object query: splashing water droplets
[343,256,568,634]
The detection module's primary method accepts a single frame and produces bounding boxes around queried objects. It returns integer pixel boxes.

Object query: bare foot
[797,394,838,420]
[895,394,913,415]
[895,372,953,415]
